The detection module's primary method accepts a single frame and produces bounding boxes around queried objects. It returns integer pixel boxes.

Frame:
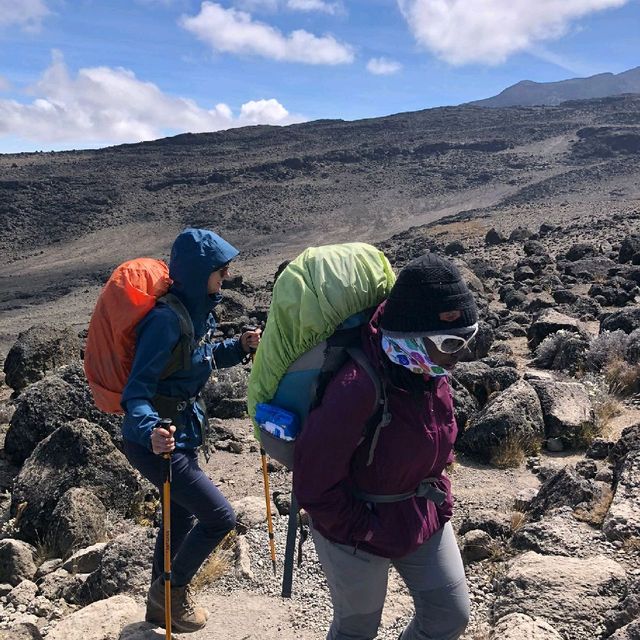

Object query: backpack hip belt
[152,394,205,428]
[351,476,447,506]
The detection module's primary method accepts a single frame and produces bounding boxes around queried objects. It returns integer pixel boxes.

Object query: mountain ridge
[470,66,640,107]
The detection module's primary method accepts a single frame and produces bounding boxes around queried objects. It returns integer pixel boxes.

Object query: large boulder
[458,380,544,463]
[603,449,640,541]
[201,366,250,419]
[492,613,563,640]
[509,226,533,242]
[530,381,594,446]
[565,243,597,262]
[493,552,627,640]
[527,466,599,519]
[563,256,618,280]
[4,363,121,465]
[619,235,640,264]
[37,568,82,602]
[531,330,590,373]
[601,308,640,334]
[45,594,142,640]
[527,309,584,350]
[0,539,37,587]
[48,488,107,559]
[451,383,479,433]
[485,228,506,245]
[3,324,81,393]
[454,362,519,406]
[75,526,155,604]
[610,424,640,479]
[511,508,603,557]
[10,419,143,545]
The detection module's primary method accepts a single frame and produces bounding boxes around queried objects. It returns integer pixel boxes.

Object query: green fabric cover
[247,242,396,437]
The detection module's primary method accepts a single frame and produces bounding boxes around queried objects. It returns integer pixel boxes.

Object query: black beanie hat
[380,253,478,335]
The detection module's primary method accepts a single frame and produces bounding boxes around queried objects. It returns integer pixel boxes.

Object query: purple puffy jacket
[293,302,457,559]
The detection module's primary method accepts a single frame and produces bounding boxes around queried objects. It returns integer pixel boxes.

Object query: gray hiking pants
[312,522,469,640]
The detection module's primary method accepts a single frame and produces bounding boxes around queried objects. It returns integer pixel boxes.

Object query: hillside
[1,95,640,352]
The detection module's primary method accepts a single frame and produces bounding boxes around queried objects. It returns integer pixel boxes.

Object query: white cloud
[0,52,302,150]
[0,75,10,92]
[367,57,402,75]
[0,0,51,32]
[180,2,354,64]
[287,0,341,14]
[239,98,290,123]
[397,0,629,65]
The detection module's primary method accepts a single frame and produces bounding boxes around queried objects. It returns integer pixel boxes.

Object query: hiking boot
[145,577,208,632]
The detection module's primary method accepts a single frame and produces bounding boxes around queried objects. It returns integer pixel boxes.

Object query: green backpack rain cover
[247,242,396,442]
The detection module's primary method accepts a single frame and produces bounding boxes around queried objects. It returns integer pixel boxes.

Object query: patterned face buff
[381,336,449,377]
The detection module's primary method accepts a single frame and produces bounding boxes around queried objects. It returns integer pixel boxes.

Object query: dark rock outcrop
[10,419,143,545]
[4,363,121,465]
[458,380,544,462]
[3,324,81,392]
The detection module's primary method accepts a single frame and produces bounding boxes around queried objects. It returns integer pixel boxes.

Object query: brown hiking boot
[145,577,208,632]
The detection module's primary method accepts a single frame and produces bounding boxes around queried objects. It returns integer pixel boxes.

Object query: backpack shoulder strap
[157,293,195,378]
[346,347,391,466]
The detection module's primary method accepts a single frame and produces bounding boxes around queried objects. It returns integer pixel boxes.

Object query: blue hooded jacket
[121,228,245,450]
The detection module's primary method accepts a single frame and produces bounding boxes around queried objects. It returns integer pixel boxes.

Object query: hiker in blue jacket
[121,227,260,633]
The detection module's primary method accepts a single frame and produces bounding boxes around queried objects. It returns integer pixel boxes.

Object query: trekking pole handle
[158,418,173,480]
[242,324,259,354]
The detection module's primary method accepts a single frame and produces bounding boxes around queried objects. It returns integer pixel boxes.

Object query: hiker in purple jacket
[294,253,479,640]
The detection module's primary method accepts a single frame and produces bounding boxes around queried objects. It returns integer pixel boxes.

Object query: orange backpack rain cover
[84,258,172,413]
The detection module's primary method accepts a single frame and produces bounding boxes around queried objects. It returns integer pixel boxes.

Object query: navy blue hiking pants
[123,440,236,587]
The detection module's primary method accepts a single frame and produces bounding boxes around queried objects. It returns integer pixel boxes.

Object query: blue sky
[0,0,638,153]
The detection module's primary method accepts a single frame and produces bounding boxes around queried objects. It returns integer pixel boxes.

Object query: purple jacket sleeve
[293,361,379,545]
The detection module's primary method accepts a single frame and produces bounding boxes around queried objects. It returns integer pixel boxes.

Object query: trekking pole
[159,418,173,640]
[244,326,277,576]
[261,447,277,575]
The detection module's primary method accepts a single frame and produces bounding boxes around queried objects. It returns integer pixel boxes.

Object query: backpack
[247,242,396,464]
[246,243,396,597]
[84,258,194,414]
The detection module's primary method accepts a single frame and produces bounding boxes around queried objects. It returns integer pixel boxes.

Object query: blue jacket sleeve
[211,337,246,369]
[121,307,181,449]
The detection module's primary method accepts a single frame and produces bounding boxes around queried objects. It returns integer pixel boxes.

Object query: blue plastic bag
[255,403,300,442]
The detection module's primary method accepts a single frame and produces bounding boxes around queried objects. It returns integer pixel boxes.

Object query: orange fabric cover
[84,258,172,413]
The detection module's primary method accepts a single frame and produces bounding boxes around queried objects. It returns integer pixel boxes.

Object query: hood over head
[169,228,239,331]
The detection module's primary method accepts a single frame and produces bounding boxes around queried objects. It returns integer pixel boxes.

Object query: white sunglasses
[423,323,479,354]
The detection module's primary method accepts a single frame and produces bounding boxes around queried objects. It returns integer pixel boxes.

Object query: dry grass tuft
[33,536,57,567]
[574,486,613,527]
[622,537,640,553]
[593,393,623,438]
[490,434,540,469]
[191,530,237,591]
[510,511,528,534]
[487,540,509,563]
[605,357,640,396]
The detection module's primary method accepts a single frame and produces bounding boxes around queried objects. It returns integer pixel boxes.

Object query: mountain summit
[470,66,640,108]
